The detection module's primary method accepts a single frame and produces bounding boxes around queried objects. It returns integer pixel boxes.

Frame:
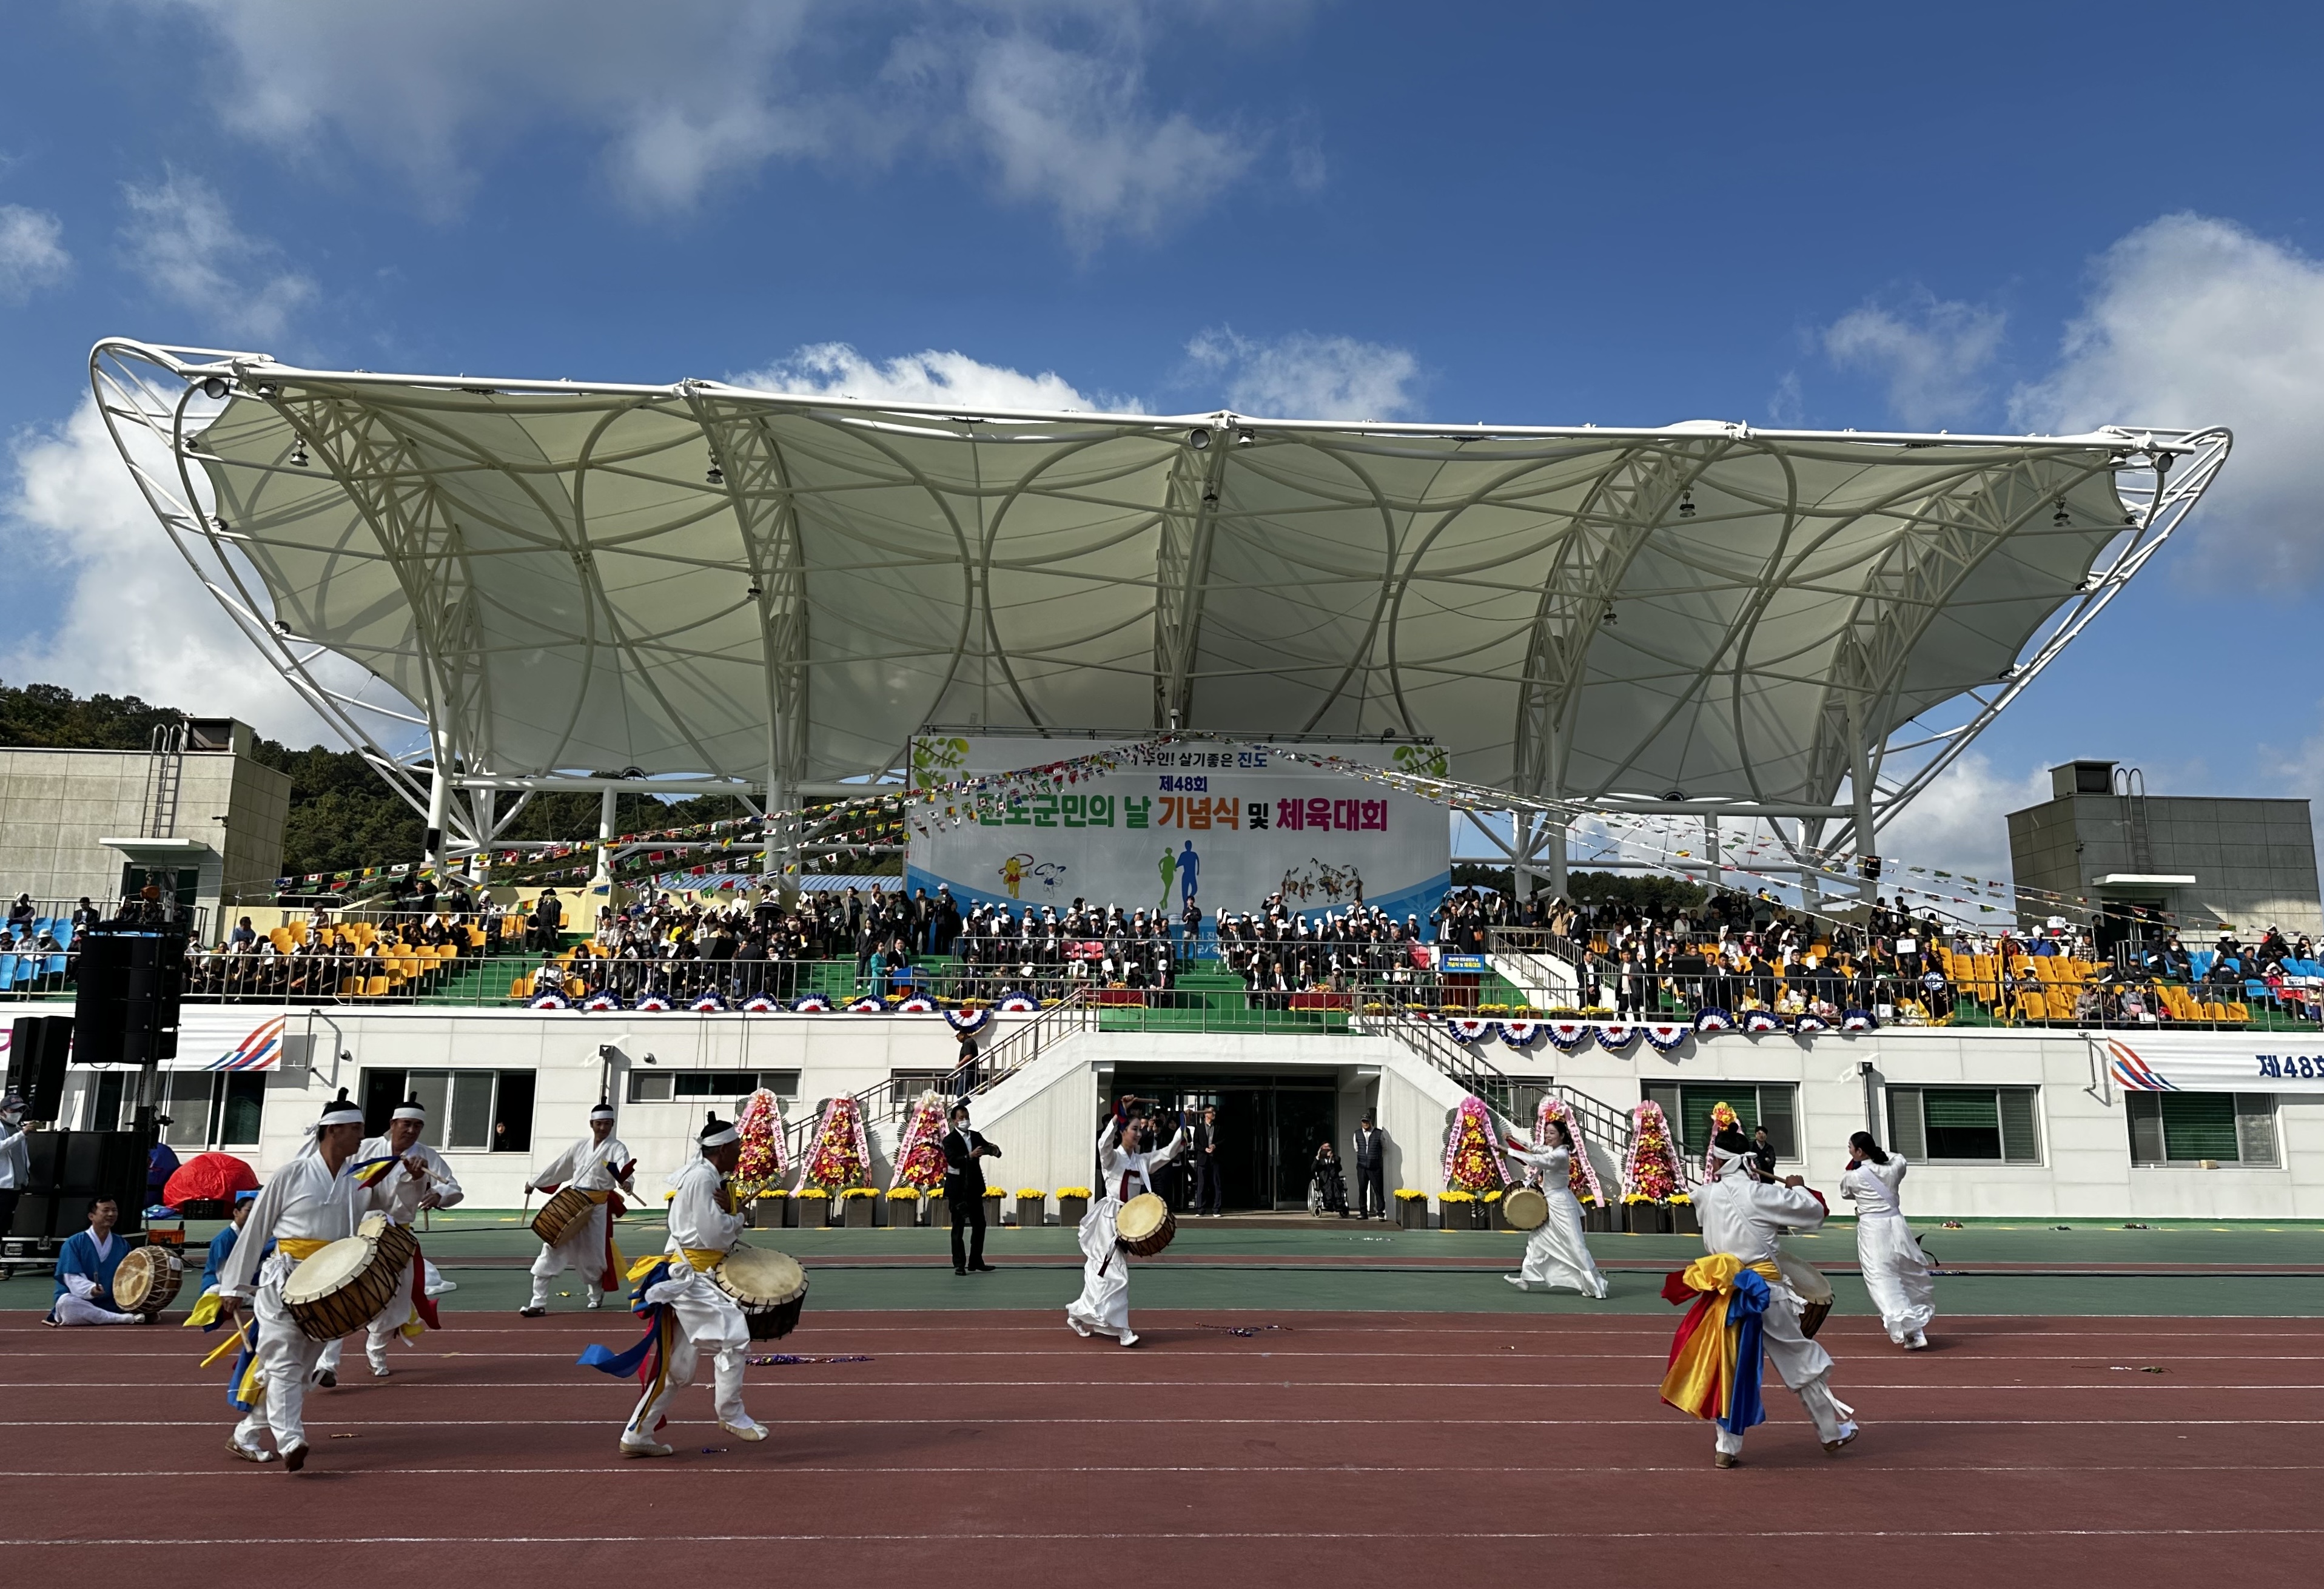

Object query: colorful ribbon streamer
[1659,1253,1773,1435]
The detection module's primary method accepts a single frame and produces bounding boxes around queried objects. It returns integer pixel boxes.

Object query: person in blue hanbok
[47,1196,149,1326]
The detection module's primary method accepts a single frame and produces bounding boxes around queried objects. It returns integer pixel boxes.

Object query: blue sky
[5,2,2324,880]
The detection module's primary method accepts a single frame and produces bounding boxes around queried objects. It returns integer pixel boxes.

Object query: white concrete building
[59,1007,2323,1221]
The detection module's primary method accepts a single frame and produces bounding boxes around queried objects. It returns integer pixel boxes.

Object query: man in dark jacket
[1190,1104,1225,1216]
[942,1103,1002,1275]
[1352,1110,1388,1219]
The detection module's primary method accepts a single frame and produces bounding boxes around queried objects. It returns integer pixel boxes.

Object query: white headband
[589,1104,617,1121]
[316,1104,364,1129]
[699,1124,739,1147]
[391,1104,426,1123]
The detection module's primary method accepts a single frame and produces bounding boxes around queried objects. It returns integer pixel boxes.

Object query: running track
[6,1311,2315,1586]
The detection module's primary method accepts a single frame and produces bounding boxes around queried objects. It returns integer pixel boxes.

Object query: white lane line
[9,1417,2321,1428]
[16,1529,2324,1546]
[16,1380,2324,1391]
[10,1350,2324,1363]
[1,1462,2317,1479]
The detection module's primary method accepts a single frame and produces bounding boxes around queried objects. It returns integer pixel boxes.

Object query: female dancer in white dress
[1840,1130,1934,1349]
[1501,1120,1609,1298]
[1067,1112,1188,1348]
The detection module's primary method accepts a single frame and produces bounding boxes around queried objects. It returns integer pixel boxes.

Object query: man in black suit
[1190,1105,1224,1217]
[942,1102,1002,1275]
[1352,1110,1388,1220]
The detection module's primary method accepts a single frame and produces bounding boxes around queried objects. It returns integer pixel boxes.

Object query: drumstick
[200,1318,253,1369]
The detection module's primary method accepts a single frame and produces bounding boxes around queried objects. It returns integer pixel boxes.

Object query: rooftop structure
[90,339,2227,890]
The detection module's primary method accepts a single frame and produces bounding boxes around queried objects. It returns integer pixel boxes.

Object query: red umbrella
[163,1152,260,1208]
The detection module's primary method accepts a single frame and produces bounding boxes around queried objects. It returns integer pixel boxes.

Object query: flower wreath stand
[841,1187,878,1228]
[1622,1195,1673,1235]
[1670,1193,1699,1236]
[1057,1188,1090,1225]
[1015,1188,1047,1228]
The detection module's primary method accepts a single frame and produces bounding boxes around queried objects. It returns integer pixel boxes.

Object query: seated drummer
[46,1197,150,1326]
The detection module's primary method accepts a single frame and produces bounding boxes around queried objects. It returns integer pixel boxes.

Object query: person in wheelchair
[1310,1140,1351,1218]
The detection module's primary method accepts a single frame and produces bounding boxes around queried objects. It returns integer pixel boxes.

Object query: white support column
[594,787,619,887]
[423,764,451,879]
[1704,813,1721,890]
[1845,687,1878,897]
[1544,814,1569,898]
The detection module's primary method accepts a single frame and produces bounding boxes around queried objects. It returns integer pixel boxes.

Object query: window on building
[161,1073,265,1148]
[360,1068,535,1152]
[1887,1086,2041,1163]
[1642,1083,1798,1161]
[626,1070,799,1106]
[2126,1093,2278,1166]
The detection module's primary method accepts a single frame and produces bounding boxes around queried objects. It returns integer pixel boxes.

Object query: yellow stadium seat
[364,976,391,998]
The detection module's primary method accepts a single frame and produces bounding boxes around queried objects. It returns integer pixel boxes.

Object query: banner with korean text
[905,737,1451,924]
[2097,1032,2324,1095]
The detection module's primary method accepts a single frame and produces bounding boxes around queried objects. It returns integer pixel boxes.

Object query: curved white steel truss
[89,338,2229,876]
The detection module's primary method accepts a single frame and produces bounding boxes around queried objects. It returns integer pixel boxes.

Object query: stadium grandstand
[18,334,2311,1226]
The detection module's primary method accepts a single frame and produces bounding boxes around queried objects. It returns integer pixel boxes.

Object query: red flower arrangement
[1442,1095,1506,1194]
[804,1095,872,1189]
[1623,1100,1682,1203]
[733,1088,790,1197]
[888,1090,949,1193]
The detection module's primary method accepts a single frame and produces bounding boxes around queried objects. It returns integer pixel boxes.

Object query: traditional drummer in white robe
[1500,1121,1609,1298]
[215,1090,393,1470]
[317,1094,463,1380]
[1841,1130,1935,1349]
[611,1111,765,1457]
[522,1099,635,1314]
[1689,1127,1860,1468]
[1066,1109,1188,1348]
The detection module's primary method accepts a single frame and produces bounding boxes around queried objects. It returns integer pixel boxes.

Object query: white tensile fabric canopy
[91,339,2228,855]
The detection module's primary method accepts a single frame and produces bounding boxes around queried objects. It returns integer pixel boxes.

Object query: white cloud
[2013,212,2324,590]
[1873,753,2051,889]
[733,341,1123,412]
[0,205,71,302]
[2,397,329,741]
[119,172,315,344]
[152,1,1266,244]
[1184,326,1421,419]
[1822,288,2006,429]
[952,32,1252,250]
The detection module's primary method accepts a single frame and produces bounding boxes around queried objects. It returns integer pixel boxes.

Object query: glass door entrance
[1111,1072,1342,1211]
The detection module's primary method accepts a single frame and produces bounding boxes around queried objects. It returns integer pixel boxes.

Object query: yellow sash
[626,1246,728,1283]
[277,1237,331,1261]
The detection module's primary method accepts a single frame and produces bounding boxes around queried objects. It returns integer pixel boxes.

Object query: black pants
[0,1188,17,1240]
[1356,1162,1386,1218]
[949,1195,986,1270]
[1194,1155,1223,1214]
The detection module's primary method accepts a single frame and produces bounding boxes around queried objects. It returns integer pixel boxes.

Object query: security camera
[642,1053,657,1066]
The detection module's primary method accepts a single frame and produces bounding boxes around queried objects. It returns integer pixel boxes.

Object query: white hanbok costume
[1693,1149,1858,1459]
[218,1129,391,1460]
[318,1129,463,1378]
[622,1151,759,1450]
[1502,1142,1608,1297]
[1067,1119,1187,1345]
[1841,1152,1935,1346]
[526,1124,633,1308]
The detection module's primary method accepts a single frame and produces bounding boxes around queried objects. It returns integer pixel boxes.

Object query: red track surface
[6,1311,2316,1585]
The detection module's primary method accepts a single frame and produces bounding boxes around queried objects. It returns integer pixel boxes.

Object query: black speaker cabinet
[15,1129,150,1238]
[6,1015,73,1121]
[72,932,184,1070]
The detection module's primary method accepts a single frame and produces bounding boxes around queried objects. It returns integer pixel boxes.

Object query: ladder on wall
[143,721,187,840]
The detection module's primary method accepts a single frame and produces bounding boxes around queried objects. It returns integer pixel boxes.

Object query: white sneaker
[1503,1275,1529,1291]
[368,1354,392,1379]
[1067,1313,1092,1338]
[620,1437,674,1459]
[720,1418,769,1442]
[426,1278,458,1296]
[585,1292,604,1310]
[1907,1331,1929,1350]
[1118,1330,1140,1348]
